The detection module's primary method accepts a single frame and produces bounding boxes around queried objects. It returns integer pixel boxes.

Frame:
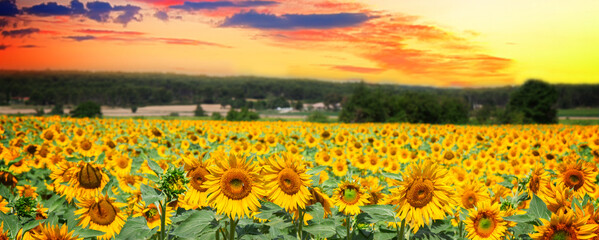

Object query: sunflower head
[263,153,312,211]
[530,209,599,240]
[465,201,508,240]
[77,163,103,189]
[0,169,17,188]
[333,180,369,216]
[75,195,127,240]
[31,223,82,240]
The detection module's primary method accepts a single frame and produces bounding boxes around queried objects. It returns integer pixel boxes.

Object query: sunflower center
[188,167,209,192]
[78,163,103,189]
[117,157,129,169]
[151,128,162,137]
[278,168,302,195]
[89,199,117,226]
[461,191,477,209]
[529,175,540,193]
[550,230,569,240]
[406,179,434,208]
[80,140,92,151]
[221,168,252,200]
[44,131,54,140]
[563,169,584,190]
[144,207,160,221]
[341,187,360,205]
[26,145,37,155]
[475,216,496,237]
[443,151,454,161]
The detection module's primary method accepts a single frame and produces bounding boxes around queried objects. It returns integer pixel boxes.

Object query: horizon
[1,0,598,87]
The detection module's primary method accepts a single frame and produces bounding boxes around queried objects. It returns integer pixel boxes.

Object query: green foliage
[293,100,304,111]
[169,112,180,117]
[211,112,223,120]
[131,105,138,113]
[158,167,189,201]
[194,104,206,116]
[507,79,558,124]
[71,101,102,118]
[226,107,260,121]
[306,111,329,123]
[340,83,470,124]
[34,106,45,116]
[12,196,38,218]
[49,103,64,115]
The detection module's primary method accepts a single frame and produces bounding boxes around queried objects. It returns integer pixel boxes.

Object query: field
[1,116,599,240]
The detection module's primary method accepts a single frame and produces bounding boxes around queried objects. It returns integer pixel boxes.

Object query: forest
[1,71,598,110]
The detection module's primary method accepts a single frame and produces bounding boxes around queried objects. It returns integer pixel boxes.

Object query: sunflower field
[1,116,599,240]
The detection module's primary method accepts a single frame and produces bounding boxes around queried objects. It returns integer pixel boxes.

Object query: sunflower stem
[398,218,406,240]
[229,218,237,240]
[297,208,304,240]
[346,215,352,240]
[457,220,463,239]
[159,200,167,240]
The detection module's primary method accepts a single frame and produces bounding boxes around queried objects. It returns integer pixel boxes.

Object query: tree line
[1,71,597,113]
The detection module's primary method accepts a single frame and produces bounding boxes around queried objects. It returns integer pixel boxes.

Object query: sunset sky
[1,0,598,87]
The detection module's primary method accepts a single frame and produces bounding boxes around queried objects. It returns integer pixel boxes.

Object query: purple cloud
[221,11,371,30]
[2,28,40,37]
[154,10,168,21]
[170,1,277,11]
[0,0,19,17]
[65,35,95,41]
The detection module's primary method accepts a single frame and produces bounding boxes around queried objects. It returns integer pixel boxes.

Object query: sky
[1,0,598,87]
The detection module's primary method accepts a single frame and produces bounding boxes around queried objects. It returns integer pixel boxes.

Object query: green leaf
[96,152,106,164]
[22,219,44,233]
[528,194,551,220]
[0,211,20,239]
[73,227,106,238]
[140,184,163,204]
[146,158,163,176]
[304,218,336,239]
[115,217,155,240]
[512,222,534,237]
[255,201,285,220]
[307,165,328,175]
[373,226,396,240]
[503,214,535,223]
[381,172,402,181]
[360,205,396,224]
[171,210,215,238]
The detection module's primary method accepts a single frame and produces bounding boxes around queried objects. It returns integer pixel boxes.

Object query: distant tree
[131,105,138,113]
[339,83,387,123]
[306,111,329,123]
[474,105,496,123]
[211,112,223,120]
[49,104,64,115]
[439,97,469,124]
[71,101,102,118]
[35,107,45,116]
[226,107,259,121]
[294,100,303,111]
[194,104,205,116]
[507,79,558,123]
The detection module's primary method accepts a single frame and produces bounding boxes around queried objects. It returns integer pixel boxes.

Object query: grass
[257,110,339,116]
[558,108,599,117]
[558,119,599,125]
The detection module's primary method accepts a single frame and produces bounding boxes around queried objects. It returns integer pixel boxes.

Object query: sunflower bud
[158,167,189,201]
[78,163,103,189]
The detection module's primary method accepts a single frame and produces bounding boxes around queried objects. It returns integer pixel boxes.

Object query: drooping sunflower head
[70,162,108,201]
[459,179,489,209]
[75,195,127,240]
[307,187,332,218]
[31,223,82,240]
[465,201,508,240]
[530,209,599,240]
[333,180,369,216]
[204,153,265,219]
[394,160,456,233]
[528,165,551,197]
[263,152,312,211]
[0,169,17,188]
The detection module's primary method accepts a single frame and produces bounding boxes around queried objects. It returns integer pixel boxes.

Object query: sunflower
[0,169,17,188]
[17,184,38,198]
[530,209,598,240]
[69,162,109,200]
[556,159,598,196]
[392,160,456,232]
[263,153,312,211]
[108,153,131,176]
[458,179,489,209]
[75,195,127,240]
[204,153,265,219]
[133,203,173,230]
[31,223,82,240]
[307,187,333,218]
[332,180,369,215]
[182,153,212,208]
[0,196,9,213]
[528,165,551,198]
[464,201,508,240]
[332,160,348,177]
[77,138,98,157]
[541,183,575,214]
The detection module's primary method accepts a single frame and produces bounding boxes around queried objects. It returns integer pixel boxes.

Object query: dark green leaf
[140,184,163,204]
[171,210,215,238]
[528,194,551,220]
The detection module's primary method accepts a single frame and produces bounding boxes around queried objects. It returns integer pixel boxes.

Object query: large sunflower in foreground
[75,195,127,240]
[204,153,265,219]
[556,159,598,197]
[332,180,369,216]
[464,201,508,240]
[262,153,312,211]
[31,223,82,240]
[182,152,212,208]
[530,210,598,240]
[393,160,456,233]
